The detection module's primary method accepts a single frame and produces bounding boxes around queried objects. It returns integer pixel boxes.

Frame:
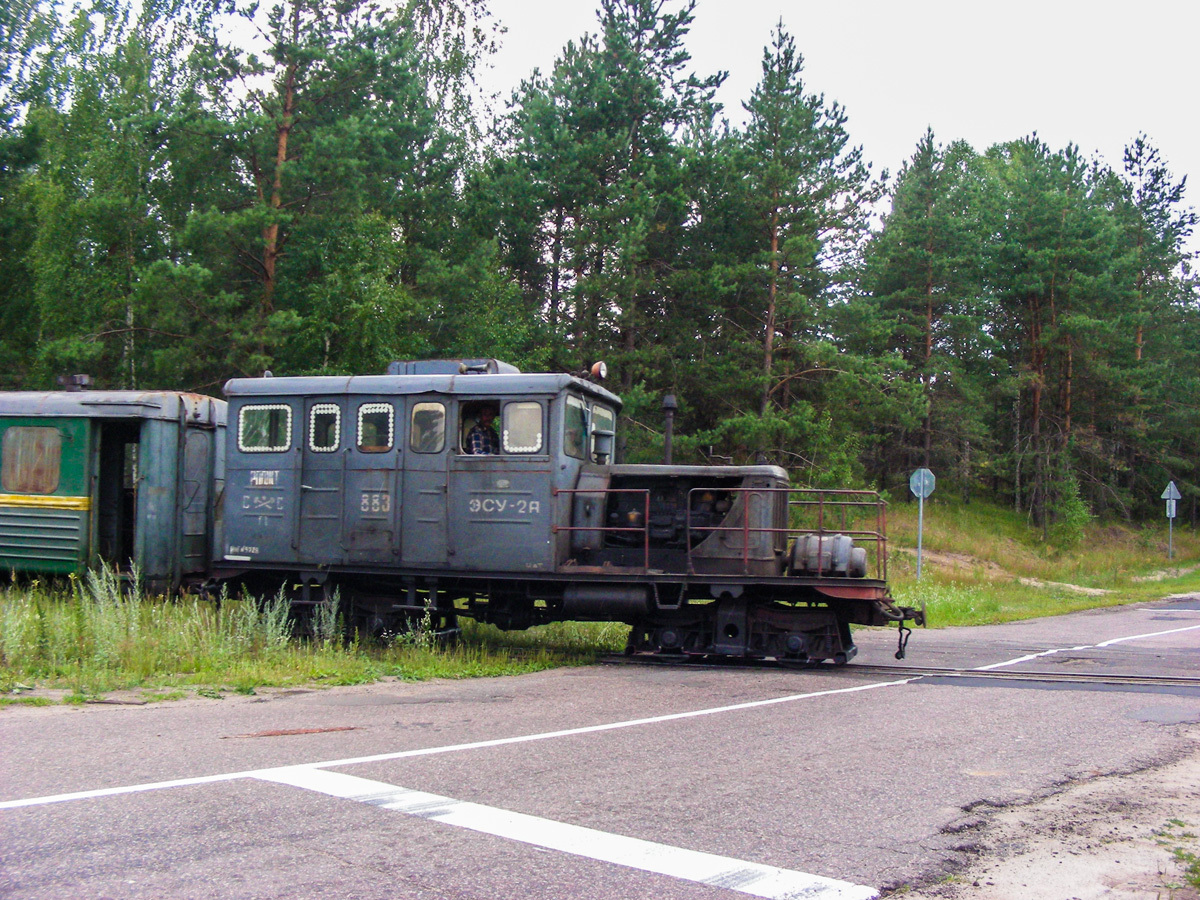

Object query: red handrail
[553,485,889,579]
[552,487,652,569]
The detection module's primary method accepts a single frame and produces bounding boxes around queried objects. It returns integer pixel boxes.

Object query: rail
[553,485,888,579]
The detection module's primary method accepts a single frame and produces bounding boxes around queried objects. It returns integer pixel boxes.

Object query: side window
[410,402,446,453]
[590,405,615,464]
[357,403,393,453]
[461,401,500,455]
[564,396,586,460]
[239,404,292,452]
[2,426,62,494]
[503,401,543,454]
[309,404,340,453]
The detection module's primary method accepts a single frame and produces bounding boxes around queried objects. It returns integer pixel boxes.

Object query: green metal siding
[0,416,92,574]
[0,506,87,573]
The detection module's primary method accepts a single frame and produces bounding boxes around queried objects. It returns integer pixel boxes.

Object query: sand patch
[893,735,1200,899]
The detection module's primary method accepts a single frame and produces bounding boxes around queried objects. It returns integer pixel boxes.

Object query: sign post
[909,468,936,580]
[1162,481,1182,559]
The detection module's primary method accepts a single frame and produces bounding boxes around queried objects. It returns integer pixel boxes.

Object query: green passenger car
[0,391,226,591]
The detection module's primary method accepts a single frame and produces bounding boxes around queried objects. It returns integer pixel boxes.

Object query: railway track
[600,654,1200,689]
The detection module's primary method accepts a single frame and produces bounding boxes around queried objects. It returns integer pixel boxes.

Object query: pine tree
[740,24,882,417]
[861,130,989,488]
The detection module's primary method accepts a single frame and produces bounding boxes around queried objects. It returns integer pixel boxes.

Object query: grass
[1,494,1195,699]
[0,570,629,701]
[885,494,1200,627]
[1154,820,1200,890]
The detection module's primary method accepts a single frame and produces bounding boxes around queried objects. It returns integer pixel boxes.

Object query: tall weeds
[0,573,624,697]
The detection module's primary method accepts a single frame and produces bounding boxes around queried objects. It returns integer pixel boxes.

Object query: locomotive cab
[220,363,622,595]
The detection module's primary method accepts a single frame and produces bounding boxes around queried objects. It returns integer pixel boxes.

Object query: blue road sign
[910,468,936,499]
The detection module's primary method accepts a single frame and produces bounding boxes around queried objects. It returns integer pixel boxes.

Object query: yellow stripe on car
[0,493,91,511]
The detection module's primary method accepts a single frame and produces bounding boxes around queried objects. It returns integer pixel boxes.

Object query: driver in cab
[466,406,500,455]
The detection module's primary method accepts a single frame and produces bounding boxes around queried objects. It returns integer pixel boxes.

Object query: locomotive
[0,360,923,664]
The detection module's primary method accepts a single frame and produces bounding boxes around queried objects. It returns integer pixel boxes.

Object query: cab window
[461,401,501,455]
[2,426,61,494]
[503,401,543,454]
[357,403,394,452]
[410,402,446,453]
[309,404,340,452]
[239,405,292,452]
[564,396,586,460]
[590,405,615,463]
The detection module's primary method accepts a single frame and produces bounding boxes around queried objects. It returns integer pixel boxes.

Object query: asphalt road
[3,595,1199,899]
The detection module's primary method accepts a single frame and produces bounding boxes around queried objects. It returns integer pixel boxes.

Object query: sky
[482,0,1198,244]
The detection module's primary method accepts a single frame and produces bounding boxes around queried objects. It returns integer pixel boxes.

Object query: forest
[1,0,1196,534]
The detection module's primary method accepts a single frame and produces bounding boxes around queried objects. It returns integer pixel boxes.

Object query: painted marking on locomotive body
[249,470,279,486]
[255,768,879,900]
[468,497,541,515]
[242,494,285,512]
[360,491,390,513]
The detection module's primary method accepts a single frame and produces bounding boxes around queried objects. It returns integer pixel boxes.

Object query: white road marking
[973,645,1091,670]
[256,767,879,900]
[1096,623,1200,647]
[975,622,1200,671]
[0,772,248,810]
[288,678,916,772]
[8,618,1200,812]
[0,678,914,810]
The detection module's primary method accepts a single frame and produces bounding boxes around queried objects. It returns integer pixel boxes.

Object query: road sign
[1163,482,1181,559]
[910,468,935,580]
[910,468,936,499]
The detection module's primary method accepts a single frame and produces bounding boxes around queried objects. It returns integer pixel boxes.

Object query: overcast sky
[482,0,1197,244]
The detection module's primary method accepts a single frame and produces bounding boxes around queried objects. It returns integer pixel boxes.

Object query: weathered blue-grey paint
[221,372,620,575]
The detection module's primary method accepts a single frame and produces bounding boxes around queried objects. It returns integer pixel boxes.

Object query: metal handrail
[684,487,888,579]
[552,485,889,580]
[552,487,652,569]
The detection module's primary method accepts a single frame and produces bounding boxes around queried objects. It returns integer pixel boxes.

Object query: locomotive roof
[0,390,226,425]
[223,373,623,409]
[609,463,790,481]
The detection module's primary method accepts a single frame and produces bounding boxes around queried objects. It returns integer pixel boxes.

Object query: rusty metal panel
[1,427,62,494]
